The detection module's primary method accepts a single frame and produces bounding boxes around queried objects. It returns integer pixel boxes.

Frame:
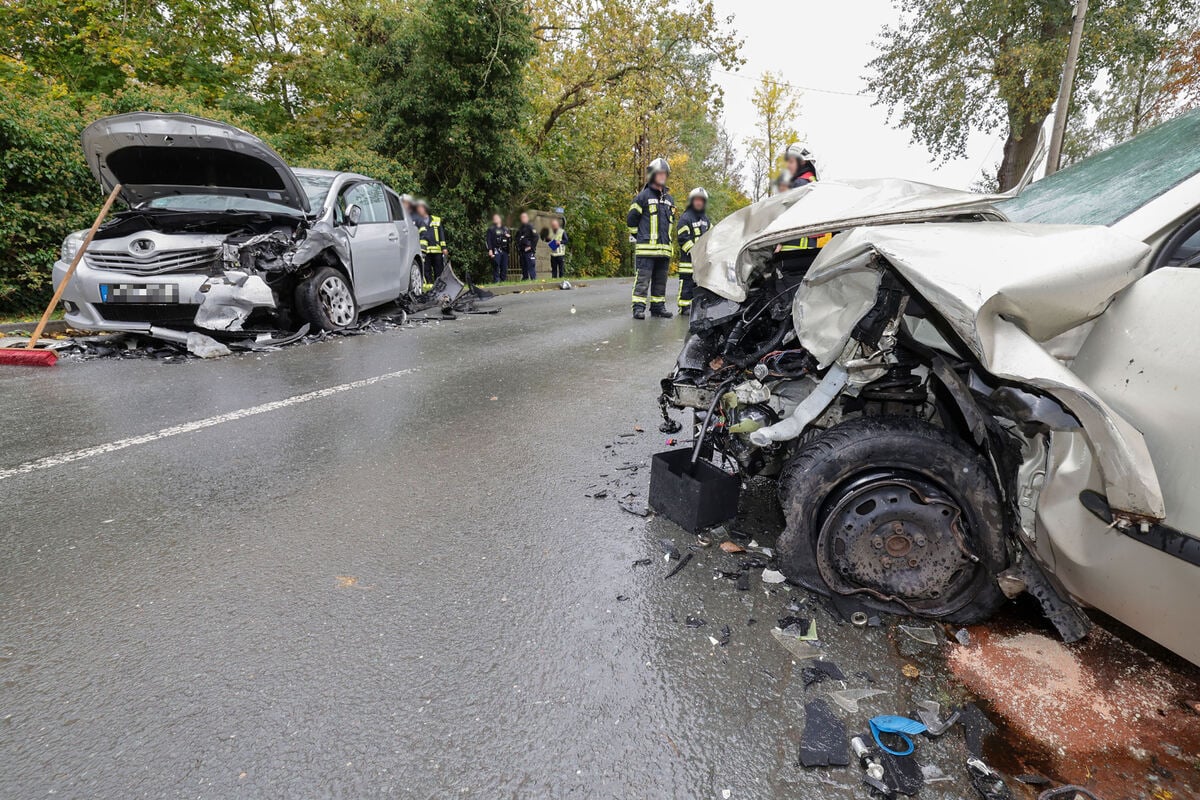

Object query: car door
[340,181,402,308]
[385,189,421,293]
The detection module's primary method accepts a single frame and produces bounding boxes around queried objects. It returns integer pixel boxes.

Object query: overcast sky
[711,0,998,190]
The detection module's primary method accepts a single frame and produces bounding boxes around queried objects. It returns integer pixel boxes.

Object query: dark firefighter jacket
[486,224,511,255]
[516,223,538,256]
[676,207,710,270]
[419,215,447,255]
[626,184,675,258]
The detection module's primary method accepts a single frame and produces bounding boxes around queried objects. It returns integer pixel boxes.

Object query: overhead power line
[713,69,862,98]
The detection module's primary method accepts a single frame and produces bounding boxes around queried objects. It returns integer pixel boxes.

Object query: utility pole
[1046,0,1089,176]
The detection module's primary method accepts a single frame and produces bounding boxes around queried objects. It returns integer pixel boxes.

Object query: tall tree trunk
[997,112,1046,191]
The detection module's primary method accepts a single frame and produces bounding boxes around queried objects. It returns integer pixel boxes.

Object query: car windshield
[297,173,335,212]
[998,109,1200,226]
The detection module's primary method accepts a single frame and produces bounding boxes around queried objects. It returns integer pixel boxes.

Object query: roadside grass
[0,309,62,327]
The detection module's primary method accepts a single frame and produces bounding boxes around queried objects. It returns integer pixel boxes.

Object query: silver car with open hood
[53,112,423,333]
[661,109,1200,666]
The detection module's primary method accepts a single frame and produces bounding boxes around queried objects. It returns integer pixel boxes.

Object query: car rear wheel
[776,415,1008,624]
[297,266,358,331]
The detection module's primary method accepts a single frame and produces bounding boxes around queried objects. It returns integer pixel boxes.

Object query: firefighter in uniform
[675,187,710,312]
[776,144,831,275]
[626,157,676,319]
[415,199,447,284]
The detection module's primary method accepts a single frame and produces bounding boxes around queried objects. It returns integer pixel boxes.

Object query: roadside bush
[0,75,97,314]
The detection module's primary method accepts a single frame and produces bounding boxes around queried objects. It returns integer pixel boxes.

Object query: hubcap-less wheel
[408,260,424,296]
[816,470,980,616]
[319,274,355,327]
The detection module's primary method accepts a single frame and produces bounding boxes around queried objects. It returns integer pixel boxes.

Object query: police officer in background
[626,157,675,319]
[414,200,448,284]
[486,213,511,283]
[775,144,830,275]
[516,212,538,280]
[675,187,710,313]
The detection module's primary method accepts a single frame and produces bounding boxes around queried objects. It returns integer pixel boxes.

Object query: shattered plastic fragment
[799,698,850,767]
[663,552,693,579]
[185,332,231,358]
[719,540,745,554]
[659,538,681,560]
[718,625,731,646]
[921,764,952,784]
[771,627,823,661]
[802,659,846,688]
[956,628,972,646]
[761,569,786,584]
[685,616,706,628]
[828,688,887,713]
[735,573,750,591]
[899,625,940,645]
[966,756,1014,800]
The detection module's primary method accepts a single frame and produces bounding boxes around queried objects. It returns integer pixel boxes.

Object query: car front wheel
[297,266,358,331]
[406,258,424,299]
[776,415,1008,624]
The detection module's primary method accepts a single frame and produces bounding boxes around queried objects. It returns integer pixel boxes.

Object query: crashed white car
[53,113,423,333]
[663,109,1200,665]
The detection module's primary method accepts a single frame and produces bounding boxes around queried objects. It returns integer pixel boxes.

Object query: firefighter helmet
[645,157,671,180]
[784,143,815,165]
[688,187,709,202]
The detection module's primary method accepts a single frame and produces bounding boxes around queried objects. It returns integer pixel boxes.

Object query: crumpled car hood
[692,178,1007,302]
[82,113,310,213]
[795,221,1163,519]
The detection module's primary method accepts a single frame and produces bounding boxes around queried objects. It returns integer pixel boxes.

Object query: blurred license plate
[100,283,179,303]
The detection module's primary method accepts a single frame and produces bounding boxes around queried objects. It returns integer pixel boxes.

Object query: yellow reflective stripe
[631,294,647,303]
[677,266,693,274]
[628,227,638,234]
[629,203,641,213]
[635,244,672,255]
[649,203,659,243]
[680,239,694,253]
[650,295,667,302]
[678,299,692,307]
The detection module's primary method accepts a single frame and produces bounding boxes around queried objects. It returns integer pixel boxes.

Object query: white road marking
[0,368,418,482]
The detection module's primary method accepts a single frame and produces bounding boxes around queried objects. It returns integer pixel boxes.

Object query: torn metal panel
[692,178,1008,302]
[194,273,276,332]
[793,222,1163,520]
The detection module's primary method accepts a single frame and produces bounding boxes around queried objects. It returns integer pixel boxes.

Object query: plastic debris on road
[899,624,941,645]
[760,569,786,584]
[869,715,928,756]
[799,698,850,768]
[828,688,887,713]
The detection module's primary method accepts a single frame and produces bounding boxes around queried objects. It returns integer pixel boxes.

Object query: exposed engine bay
[88,208,344,332]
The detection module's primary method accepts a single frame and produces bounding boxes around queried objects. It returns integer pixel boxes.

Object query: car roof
[292,167,377,184]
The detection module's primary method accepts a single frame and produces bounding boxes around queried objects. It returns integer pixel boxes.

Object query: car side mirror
[345,204,362,226]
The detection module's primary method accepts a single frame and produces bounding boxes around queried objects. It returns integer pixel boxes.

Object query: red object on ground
[0,348,57,367]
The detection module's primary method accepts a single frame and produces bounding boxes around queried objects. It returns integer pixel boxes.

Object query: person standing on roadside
[626,157,675,319]
[675,187,710,313]
[486,214,511,283]
[516,212,538,281]
[548,217,569,279]
[414,199,447,284]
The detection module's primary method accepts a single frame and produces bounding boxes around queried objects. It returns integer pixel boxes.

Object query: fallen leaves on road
[719,540,746,554]
[335,575,358,588]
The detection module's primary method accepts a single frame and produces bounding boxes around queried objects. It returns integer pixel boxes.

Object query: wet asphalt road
[2,279,987,799]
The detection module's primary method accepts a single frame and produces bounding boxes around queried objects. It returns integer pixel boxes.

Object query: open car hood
[82,113,310,213]
[692,178,1009,302]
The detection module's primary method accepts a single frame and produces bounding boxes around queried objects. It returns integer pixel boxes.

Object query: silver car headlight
[60,230,87,263]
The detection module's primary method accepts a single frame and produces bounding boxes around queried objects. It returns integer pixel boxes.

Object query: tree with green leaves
[867,0,1200,190]
[747,71,801,199]
[354,0,536,281]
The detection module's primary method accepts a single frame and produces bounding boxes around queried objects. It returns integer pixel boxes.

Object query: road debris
[760,569,786,584]
[799,698,849,768]
[898,624,940,646]
[719,540,745,554]
[829,688,887,713]
[868,715,927,756]
[663,552,693,579]
[966,756,1014,800]
[900,663,920,679]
